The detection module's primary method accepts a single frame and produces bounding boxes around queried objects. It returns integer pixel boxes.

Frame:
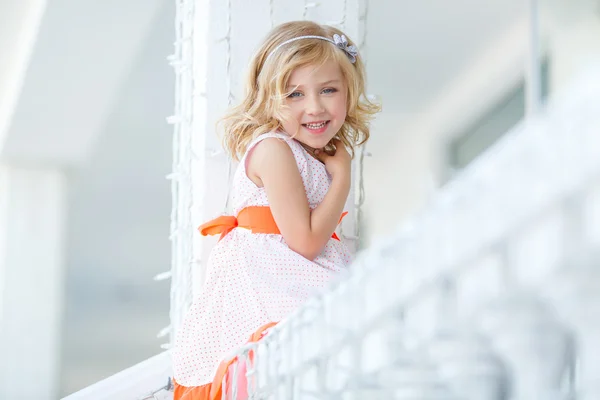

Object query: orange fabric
[332,211,349,241]
[173,322,277,400]
[198,206,348,242]
[172,382,210,400]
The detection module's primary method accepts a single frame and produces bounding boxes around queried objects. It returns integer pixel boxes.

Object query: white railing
[223,64,600,399]
[62,352,172,400]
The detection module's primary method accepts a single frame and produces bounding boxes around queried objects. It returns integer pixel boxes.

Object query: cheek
[334,98,347,118]
[282,103,302,118]
[279,104,298,123]
[280,113,300,131]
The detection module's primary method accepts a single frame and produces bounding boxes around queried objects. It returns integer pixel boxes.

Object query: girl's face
[279,60,347,150]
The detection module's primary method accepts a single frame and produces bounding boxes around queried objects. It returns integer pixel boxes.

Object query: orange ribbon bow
[198,206,347,241]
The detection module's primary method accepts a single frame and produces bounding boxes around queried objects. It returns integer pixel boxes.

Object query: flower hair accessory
[332,34,358,63]
[265,34,359,64]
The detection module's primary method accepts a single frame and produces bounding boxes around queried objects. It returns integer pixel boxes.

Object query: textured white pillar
[193,0,361,287]
[0,164,67,400]
[169,0,365,352]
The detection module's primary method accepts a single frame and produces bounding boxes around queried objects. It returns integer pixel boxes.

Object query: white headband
[265,34,359,64]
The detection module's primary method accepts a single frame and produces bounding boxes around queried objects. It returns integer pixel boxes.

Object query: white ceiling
[1,0,168,166]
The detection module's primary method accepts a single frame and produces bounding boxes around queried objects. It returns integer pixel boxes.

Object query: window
[447,59,550,171]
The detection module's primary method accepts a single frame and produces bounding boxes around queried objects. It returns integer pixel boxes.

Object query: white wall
[361,2,526,244]
[545,7,600,92]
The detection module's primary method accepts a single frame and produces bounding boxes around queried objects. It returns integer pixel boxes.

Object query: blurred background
[0,0,174,397]
[1,0,599,398]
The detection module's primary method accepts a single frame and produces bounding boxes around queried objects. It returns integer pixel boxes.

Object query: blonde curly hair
[219,20,381,161]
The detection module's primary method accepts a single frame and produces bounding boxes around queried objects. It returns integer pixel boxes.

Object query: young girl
[172,20,379,399]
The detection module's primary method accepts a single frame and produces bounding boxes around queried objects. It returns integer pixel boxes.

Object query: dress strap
[242,132,293,165]
[245,132,291,154]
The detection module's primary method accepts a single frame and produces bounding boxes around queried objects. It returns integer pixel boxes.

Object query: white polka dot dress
[172,132,352,386]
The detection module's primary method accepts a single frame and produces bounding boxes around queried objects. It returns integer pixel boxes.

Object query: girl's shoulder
[241,131,309,175]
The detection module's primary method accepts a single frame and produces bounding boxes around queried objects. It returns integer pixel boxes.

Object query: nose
[305,94,325,115]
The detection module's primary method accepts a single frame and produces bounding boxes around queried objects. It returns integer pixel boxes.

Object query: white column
[170,0,363,340]
[0,164,67,400]
[545,1,600,93]
[525,0,542,115]
[342,0,361,253]
[187,0,361,297]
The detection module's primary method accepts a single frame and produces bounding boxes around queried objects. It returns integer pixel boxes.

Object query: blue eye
[287,91,302,98]
[322,88,337,94]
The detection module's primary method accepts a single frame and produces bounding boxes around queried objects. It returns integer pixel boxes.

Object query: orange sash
[198,206,347,241]
[172,322,277,400]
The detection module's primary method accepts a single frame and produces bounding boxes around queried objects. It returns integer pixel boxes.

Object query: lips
[302,120,330,134]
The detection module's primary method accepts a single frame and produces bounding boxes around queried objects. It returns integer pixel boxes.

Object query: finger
[313,149,329,163]
[331,138,344,148]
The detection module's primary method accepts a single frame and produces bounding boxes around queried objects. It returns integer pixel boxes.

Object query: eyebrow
[287,79,341,89]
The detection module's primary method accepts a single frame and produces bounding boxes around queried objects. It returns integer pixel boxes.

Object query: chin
[303,128,339,147]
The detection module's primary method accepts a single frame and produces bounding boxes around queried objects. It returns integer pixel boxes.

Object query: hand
[314,139,351,179]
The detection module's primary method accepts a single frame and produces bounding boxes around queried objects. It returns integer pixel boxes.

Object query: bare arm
[247,138,350,260]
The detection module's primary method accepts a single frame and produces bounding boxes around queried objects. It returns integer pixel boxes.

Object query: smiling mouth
[302,121,329,131]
